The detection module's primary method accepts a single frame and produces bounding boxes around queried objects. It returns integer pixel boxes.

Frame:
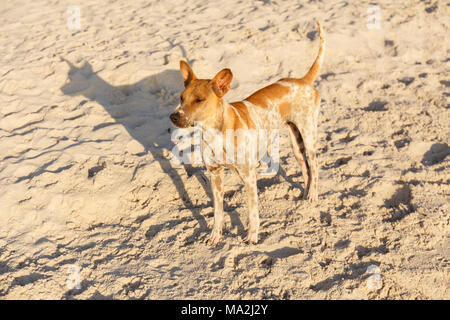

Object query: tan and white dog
[170,22,325,245]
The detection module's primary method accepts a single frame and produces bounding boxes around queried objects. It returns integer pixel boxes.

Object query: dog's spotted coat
[170,22,325,245]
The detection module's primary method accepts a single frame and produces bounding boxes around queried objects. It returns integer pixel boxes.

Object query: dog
[170,22,325,245]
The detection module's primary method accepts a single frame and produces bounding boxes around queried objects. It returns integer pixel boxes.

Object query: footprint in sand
[383,183,415,222]
[439,80,450,88]
[422,143,450,166]
[398,77,415,86]
[394,138,411,150]
[364,100,388,112]
[425,4,438,13]
[384,39,398,57]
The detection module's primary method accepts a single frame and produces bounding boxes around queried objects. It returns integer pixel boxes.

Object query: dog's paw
[244,231,258,245]
[205,229,222,246]
[307,191,318,203]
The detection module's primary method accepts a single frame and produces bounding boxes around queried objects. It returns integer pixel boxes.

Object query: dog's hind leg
[287,121,311,199]
[305,138,319,202]
[302,118,319,203]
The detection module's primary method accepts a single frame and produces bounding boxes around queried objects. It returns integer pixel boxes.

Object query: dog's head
[170,60,233,128]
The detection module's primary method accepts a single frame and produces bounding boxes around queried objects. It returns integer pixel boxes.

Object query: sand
[0,0,448,299]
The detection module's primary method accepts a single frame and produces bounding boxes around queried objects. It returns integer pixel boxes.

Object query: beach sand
[0,0,448,299]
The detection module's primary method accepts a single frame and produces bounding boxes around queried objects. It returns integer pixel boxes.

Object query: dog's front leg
[236,166,259,244]
[205,165,224,246]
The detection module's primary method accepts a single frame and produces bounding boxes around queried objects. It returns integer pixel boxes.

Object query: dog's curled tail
[303,21,325,85]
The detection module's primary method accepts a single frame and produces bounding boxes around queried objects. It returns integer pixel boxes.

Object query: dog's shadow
[60,59,228,235]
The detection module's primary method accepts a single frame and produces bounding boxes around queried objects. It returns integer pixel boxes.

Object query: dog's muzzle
[170,111,180,124]
[170,111,190,128]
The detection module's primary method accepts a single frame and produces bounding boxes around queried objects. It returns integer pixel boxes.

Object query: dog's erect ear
[211,68,233,98]
[180,60,196,87]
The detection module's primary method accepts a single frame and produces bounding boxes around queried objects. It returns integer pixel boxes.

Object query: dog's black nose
[170,112,180,124]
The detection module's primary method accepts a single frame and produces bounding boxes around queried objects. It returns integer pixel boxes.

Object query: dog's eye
[195,98,204,103]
